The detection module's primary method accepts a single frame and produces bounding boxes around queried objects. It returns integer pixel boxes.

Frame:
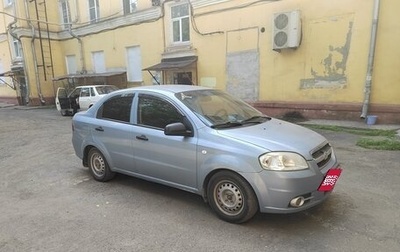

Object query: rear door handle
[95,126,104,132]
[136,135,148,141]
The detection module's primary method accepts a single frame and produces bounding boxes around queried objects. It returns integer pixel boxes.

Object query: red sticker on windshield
[318,168,342,191]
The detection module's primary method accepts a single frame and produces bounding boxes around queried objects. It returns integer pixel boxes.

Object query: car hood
[216,118,327,160]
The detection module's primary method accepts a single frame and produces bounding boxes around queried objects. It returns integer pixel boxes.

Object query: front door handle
[95,126,104,132]
[136,135,148,141]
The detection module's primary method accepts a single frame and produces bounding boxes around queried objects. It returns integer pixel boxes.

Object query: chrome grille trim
[312,143,332,168]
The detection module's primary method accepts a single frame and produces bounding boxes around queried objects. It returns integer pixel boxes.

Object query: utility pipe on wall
[360,0,380,119]
[24,0,46,105]
[7,1,30,105]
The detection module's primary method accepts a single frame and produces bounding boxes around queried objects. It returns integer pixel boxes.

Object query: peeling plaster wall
[301,15,353,90]
[225,28,259,101]
[226,50,259,101]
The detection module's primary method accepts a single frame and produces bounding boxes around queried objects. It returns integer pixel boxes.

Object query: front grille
[312,143,332,168]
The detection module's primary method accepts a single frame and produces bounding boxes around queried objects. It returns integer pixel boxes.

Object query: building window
[152,0,160,7]
[171,3,190,43]
[12,37,21,58]
[88,0,99,23]
[126,46,142,82]
[123,0,137,14]
[60,0,71,29]
[66,55,77,74]
[4,0,13,7]
[92,51,105,73]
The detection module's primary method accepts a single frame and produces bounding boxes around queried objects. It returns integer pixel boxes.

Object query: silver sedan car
[72,85,341,223]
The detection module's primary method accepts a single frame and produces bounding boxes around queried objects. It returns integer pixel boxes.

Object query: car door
[78,87,92,110]
[55,87,71,114]
[91,93,136,171]
[132,93,198,189]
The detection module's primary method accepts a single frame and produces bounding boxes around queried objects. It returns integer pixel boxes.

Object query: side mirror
[164,122,193,137]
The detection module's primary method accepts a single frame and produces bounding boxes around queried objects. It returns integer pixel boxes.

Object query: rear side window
[97,93,134,122]
[137,94,183,129]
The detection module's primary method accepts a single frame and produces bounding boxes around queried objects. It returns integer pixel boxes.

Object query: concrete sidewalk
[300,119,400,137]
[2,101,400,134]
[0,102,54,110]
[0,102,16,108]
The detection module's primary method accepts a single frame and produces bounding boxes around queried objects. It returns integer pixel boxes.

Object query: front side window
[98,94,134,123]
[80,87,91,97]
[123,0,137,14]
[95,85,118,95]
[69,88,81,98]
[88,0,100,23]
[60,0,71,29]
[138,95,183,129]
[171,3,190,43]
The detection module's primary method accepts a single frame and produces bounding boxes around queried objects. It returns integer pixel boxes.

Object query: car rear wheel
[88,148,115,182]
[207,171,258,223]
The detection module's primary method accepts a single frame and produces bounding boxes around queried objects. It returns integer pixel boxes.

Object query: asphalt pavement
[0,106,399,251]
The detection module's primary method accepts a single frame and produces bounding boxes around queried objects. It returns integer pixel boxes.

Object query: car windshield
[176,89,269,128]
[96,85,118,95]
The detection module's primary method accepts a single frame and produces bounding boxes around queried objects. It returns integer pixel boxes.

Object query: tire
[88,148,115,182]
[207,171,258,223]
[60,109,68,116]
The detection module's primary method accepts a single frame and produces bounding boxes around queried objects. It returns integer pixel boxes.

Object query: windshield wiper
[211,121,243,129]
[241,115,271,124]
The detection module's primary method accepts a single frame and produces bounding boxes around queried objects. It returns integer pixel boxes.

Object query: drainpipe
[68,27,86,74]
[7,1,30,105]
[24,0,46,105]
[360,0,380,119]
[68,0,86,73]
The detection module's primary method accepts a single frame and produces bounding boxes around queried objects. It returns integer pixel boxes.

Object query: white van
[55,85,118,116]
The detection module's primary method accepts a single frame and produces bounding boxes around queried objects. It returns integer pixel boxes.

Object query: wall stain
[301,21,353,89]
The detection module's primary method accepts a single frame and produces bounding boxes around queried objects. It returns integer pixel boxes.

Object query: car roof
[121,85,213,94]
[75,85,115,88]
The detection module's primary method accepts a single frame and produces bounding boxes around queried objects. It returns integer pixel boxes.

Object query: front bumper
[241,160,340,214]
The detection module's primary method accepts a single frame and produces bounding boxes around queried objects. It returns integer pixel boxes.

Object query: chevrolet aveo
[72,85,341,223]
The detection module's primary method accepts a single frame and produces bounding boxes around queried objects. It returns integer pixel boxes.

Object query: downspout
[68,0,86,73]
[67,27,86,74]
[24,0,46,105]
[360,0,380,118]
[7,1,30,105]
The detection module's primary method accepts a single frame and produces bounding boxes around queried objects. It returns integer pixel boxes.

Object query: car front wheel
[207,171,258,223]
[88,148,115,182]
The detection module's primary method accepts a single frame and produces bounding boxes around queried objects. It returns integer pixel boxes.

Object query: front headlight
[259,152,309,171]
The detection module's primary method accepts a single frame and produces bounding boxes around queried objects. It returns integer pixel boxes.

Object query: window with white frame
[60,0,71,29]
[171,3,190,43]
[92,51,105,73]
[66,55,77,74]
[123,0,137,14]
[88,0,100,24]
[126,46,142,82]
[4,0,13,7]
[12,37,22,58]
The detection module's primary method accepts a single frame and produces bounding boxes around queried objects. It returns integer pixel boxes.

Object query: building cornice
[11,7,162,41]
[192,0,230,8]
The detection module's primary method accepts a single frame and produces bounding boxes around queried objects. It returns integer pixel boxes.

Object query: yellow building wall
[60,20,164,86]
[191,0,379,104]
[0,39,16,100]
[370,0,400,105]
[2,0,399,117]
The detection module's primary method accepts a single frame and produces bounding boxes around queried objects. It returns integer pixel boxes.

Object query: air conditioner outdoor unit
[272,10,301,50]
